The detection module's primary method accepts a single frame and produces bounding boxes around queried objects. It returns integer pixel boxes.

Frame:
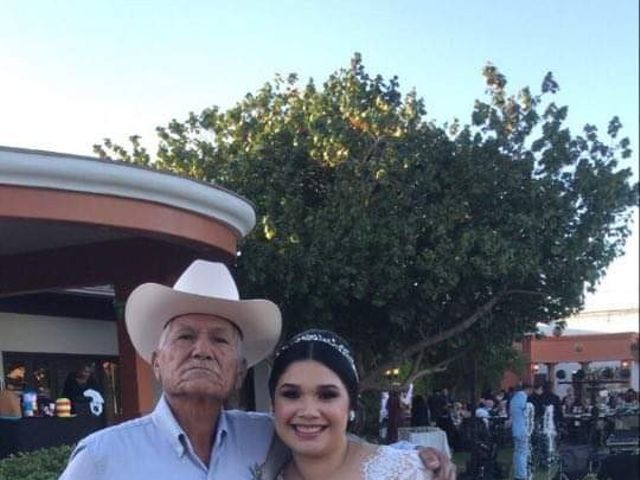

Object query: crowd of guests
[562,385,639,414]
[392,383,638,480]
[400,383,639,450]
[403,386,510,449]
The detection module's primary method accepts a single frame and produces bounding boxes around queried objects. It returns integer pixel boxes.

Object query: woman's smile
[290,423,328,439]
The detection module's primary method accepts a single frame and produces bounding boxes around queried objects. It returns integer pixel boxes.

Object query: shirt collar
[213,407,229,450]
[151,396,229,458]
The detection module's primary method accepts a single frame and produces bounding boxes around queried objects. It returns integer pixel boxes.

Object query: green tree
[95,55,637,392]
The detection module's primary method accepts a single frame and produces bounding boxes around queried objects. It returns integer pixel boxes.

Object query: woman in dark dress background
[411,394,430,427]
[61,363,99,413]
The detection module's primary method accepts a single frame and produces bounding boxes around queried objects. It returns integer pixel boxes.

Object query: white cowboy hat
[125,260,282,367]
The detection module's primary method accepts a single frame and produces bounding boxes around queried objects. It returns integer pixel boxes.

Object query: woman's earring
[349,410,356,422]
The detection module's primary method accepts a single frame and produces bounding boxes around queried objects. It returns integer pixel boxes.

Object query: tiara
[277,332,359,380]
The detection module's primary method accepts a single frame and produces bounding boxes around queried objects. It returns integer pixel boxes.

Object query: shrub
[0,444,73,480]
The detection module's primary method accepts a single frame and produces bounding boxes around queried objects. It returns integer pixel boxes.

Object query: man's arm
[346,434,456,480]
[58,443,101,480]
[418,447,456,480]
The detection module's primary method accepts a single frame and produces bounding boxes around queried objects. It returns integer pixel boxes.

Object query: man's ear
[151,350,162,382]
[234,358,248,391]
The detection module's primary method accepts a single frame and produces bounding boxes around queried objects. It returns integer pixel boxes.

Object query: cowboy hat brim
[125,283,282,367]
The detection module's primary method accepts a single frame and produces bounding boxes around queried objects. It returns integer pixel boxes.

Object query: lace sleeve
[362,446,434,480]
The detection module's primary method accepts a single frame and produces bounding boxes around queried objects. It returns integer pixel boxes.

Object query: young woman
[268,329,433,480]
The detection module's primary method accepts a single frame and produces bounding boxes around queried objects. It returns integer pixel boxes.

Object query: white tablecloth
[397,427,451,458]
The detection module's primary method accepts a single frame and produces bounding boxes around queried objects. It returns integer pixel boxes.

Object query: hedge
[0,444,73,480]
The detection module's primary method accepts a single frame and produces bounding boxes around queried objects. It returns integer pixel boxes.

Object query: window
[3,352,121,422]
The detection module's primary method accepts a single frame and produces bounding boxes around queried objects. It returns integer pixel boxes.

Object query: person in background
[5,363,26,392]
[411,395,430,427]
[431,388,455,449]
[623,388,638,406]
[528,383,545,422]
[450,402,466,428]
[379,391,389,425]
[61,363,99,412]
[427,389,439,424]
[510,382,533,480]
[493,390,507,416]
[495,398,508,418]
[541,381,563,429]
[400,384,414,425]
[428,388,451,428]
[562,386,576,413]
[504,386,515,419]
[474,400,491,428]
[33,367,51,396]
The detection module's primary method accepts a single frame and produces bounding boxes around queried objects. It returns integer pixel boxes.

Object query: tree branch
[360,348,467,391]
[408,349,425,380]
[360,287,545,388]
[406,350,465,385]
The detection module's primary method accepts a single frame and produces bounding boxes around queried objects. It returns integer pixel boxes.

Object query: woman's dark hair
[268,329,359,409]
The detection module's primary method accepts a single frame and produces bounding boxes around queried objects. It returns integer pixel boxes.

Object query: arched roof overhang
[0,146,255,295]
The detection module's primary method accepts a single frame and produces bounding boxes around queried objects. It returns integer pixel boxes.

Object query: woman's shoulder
[361,444,433,480]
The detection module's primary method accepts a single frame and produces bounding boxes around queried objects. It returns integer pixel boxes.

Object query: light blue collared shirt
[510,390,528,438]
[59,396,275,480]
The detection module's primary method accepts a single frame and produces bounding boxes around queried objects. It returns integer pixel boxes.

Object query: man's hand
[418,447,456,480]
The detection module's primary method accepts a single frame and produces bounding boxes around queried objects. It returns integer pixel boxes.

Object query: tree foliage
[95,55,638,391]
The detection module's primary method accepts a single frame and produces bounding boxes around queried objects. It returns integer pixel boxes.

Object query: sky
[1,0,638,315]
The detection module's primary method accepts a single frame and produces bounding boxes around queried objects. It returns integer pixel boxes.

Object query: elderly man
[60,260,282,479]
[61,260,454,479]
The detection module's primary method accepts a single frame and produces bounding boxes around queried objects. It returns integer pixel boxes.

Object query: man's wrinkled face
[151,314,246,401]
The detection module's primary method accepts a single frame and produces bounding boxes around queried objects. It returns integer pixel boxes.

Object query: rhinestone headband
[277,332,359,380]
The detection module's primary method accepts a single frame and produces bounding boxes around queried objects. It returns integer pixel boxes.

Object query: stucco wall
[530,332,638,363]
[0,312,118,377]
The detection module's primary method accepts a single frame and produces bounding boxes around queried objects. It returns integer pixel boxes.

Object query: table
[398,426,452,458]
[0,414,105,458]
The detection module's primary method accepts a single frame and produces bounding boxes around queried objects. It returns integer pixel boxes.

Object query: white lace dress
[276,445,432,480]
[361,445,433,480]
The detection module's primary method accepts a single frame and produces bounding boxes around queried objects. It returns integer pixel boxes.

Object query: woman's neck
[289,437,354,480]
